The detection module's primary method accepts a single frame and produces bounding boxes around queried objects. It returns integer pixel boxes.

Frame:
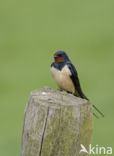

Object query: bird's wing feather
[67,62,88,99]
[66,62,104,118]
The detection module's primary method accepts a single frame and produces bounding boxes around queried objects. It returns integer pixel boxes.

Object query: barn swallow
[51,51,104,118]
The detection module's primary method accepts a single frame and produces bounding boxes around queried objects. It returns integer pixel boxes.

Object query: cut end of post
[21,87,93,156]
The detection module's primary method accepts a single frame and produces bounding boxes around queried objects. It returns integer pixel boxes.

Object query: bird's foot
[67,91,74,95]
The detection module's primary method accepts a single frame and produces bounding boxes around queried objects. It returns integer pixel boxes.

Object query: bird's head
[53,51,70,63]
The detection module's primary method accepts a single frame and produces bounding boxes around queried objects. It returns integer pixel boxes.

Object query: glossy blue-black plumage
[51,62,66,71]
[67,62,88,99]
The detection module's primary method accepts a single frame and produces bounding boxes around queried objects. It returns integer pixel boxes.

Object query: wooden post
[21,87,93,156]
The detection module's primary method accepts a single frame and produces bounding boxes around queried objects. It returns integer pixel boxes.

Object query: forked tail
[74,90,104,118]
[93,104,104,118]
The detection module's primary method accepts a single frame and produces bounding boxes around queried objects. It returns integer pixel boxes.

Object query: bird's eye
[58,54,62,57]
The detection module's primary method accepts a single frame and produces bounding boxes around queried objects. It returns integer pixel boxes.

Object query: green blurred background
[0,0,114,155]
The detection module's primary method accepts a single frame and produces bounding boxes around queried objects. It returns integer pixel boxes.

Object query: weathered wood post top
[21,87,93,156]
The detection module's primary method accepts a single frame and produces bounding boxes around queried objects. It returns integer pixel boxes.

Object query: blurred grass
[0,0,114,155]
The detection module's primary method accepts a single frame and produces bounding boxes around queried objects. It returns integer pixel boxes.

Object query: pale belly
[51,65,75,93]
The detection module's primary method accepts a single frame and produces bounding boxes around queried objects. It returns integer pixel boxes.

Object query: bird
[51,50,104,118]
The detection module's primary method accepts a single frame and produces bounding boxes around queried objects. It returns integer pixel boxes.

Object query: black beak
[54,55,59,58]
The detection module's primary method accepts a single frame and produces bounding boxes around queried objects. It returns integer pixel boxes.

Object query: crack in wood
[39,107,49,156]
[74,106,81,156]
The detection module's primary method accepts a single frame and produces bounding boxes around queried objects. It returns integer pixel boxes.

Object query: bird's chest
[51,65,70,82]
[51,65,75,92]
